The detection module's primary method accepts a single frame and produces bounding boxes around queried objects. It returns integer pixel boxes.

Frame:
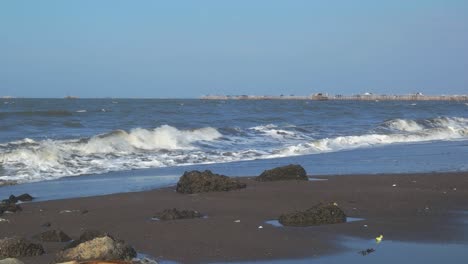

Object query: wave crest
[0,117,467,183]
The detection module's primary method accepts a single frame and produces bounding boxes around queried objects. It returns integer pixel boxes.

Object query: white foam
[0,117,467,183]
[273,117,467,157]
[0,125,222,182]
[384,119,425,132]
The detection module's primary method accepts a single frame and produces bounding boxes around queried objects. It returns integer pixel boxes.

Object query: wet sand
[1,172,468,264]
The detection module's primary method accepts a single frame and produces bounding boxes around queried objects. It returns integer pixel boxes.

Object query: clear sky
[1,1,467,98]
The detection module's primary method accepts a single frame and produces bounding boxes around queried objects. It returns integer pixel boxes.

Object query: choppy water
[0,99,467,183]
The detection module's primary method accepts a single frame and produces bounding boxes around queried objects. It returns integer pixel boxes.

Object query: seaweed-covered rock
[256,164,307,182]
[176,170,246,194]
[64,230,108,250]
[56,236,137,262]
[0,237,44,258]
[33,230,72,242]
[154,208,202,221]
[279,203,346,226]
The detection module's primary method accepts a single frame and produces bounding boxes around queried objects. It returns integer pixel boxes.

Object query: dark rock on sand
[176,170,246,194]
[15,194,34,202]
[3,194,34,204]
[33,230,72,242]
[56,235,136,262]
[64,229,108,249]
[0,203,22,215]
[154,208,202,221]
[0,237,44,258]
[256,164,307,182]
[279,203,347,226]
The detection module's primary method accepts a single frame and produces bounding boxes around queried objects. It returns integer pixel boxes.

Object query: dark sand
[1,172,468,264]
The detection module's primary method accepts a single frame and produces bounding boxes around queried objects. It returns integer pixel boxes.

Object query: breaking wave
[0,117,467,183]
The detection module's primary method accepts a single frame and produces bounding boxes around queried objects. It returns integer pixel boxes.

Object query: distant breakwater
[201,95,468,101]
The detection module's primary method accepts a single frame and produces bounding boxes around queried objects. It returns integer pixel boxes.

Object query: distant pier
[201,94,468,101]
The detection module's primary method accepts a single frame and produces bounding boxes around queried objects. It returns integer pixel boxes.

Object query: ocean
[0,98,467,199]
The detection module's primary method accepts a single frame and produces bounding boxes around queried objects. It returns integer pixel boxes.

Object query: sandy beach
[1,171,467,263]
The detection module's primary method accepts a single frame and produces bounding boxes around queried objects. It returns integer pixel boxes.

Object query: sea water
[0,99,467,188]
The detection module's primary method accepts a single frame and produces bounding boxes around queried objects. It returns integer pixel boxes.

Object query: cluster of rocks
[0,164,348,262]
[175,164,308,195]
[279,203,347,226]
[0,194,33,216]
[0,230,141,263]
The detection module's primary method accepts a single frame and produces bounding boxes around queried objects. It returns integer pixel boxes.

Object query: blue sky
[1,1,467,98]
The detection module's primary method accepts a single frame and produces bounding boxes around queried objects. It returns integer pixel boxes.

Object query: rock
[0,203,21,215]
[64,230,108,249]
[33,230,72,242]
[279,203,347,226]
[56,236,136,262]
[176,170,246,194]
[0,237,44,258]
[256,164,308,182]
[154,208,202,221]
[15,194,34,202]
[0,258,25,264]
[3,194,34,204]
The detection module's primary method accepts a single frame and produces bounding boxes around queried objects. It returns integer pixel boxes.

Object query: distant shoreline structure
[201,93,468,101]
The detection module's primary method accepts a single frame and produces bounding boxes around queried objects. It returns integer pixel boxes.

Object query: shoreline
[1,172,468,263]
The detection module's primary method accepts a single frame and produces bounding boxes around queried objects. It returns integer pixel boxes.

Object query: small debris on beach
[363,224,368,228]
[41,222,51,228]
[234,219,241,223]
[258,225,263,229]
[375,235,383,244]
[59,210,80,214]
[392,184,397,187]
[358,248,376,256]
[0,218,9,223]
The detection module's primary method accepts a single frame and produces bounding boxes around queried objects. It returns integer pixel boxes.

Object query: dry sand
[1,172,467,264]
